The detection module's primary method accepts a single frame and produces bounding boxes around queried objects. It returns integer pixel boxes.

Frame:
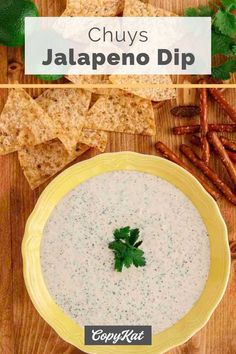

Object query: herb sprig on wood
[109,227,146,272]
[185,0,236,80]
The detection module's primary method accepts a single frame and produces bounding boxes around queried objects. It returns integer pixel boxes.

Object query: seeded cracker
[110,0,176,102]
[65,75,123,96]
[36,88,91,153]
[62,0,124,17]
[0,88,56,155]
[110,75,176,102]
[18,139,89,189]
[78,129,108,152]
[123,0,177,17]
[84,95,156,135]
[36,88,108,152]
[63,1,124,95]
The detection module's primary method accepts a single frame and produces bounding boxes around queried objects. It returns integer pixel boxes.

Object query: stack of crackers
[64,0,177,102]
[0,0,176,189]
[0,88,158,189]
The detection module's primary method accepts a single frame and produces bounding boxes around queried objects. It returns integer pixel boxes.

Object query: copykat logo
[84,326,152,345]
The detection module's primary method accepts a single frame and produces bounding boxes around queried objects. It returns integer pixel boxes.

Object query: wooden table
[0,1,235,353]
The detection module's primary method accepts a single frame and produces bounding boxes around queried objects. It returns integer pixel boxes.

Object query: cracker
[0,88,56,155]
[110,75,176,102]
[78,129,108,152]
[18,139,89,189]
[62,0,124,17]
[36,88,91,153]
[84,95,156,135]
[113,0,177,101]
[123,0,177,17]
[66,75,123,96]
[63,1,123,96]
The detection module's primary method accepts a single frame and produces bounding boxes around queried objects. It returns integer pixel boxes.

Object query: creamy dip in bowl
[22,152,230,354]
[41,170,210,334]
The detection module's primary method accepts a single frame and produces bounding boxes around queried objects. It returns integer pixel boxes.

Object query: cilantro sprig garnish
[185,0,236,80]
[109,227,146,272]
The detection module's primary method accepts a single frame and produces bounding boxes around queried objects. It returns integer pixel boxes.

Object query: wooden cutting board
[0,1,235,353]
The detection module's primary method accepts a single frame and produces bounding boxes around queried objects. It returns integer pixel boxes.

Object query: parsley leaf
[114,226,130,241]
[221,0,236,10]
[109,227,146,272]
[129,228,140,245]
[215,9,236,36]
[184,0,236,80]
[115,257,123,272]
[212,59,236,80]
[184,7,199,16]
[132,248,146,268]
[184,6,213,17]
[212,29,235,55]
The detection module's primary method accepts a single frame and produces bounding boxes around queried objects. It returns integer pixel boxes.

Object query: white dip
[41,170,210,334]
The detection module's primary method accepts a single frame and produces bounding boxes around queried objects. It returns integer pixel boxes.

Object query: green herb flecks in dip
[41,171,210,334]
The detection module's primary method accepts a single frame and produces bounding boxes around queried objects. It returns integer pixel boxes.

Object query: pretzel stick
[199,85,210,163]
[180,144,236,205]
[173,124,236,135]
[155,142,220,200]
[173,125,200,135]
[219,136,236,153]
[207,132,236,187]
[209,88,236,123]
[190,135,204,147]
[191,135,236,162]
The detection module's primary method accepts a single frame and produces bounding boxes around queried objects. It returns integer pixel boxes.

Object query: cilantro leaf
[221,0,236,11]
[215,9,236,36]
[109,240,126,255]
[198,5,214,16]
[132,248,146,268]
[115,257,123,272]
[212,59,236,80]
[114,226,130,241]
[184,1,236,80]
[109,227,146,272]
[212,29,235,55]
[184,7,200,16]
[129,228,140,245]
[184,6,213,17]
[123,250,133,268]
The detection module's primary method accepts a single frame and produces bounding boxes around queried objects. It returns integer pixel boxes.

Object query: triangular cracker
[62,0,124,17]
[78,129,108,152]
[123,0,177,17]
[110,75,176,102]
[110,0,177,102]
[36,88,91,153]
[0,88,56,155]
[63,0,124,95]
[66,75,123,96]
[18,139,89,189]
[84,95,156,135]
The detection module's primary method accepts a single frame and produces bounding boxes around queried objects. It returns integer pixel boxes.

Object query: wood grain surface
[0,1,236,354]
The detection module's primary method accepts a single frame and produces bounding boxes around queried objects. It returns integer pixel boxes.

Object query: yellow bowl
[22,152,230,354]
